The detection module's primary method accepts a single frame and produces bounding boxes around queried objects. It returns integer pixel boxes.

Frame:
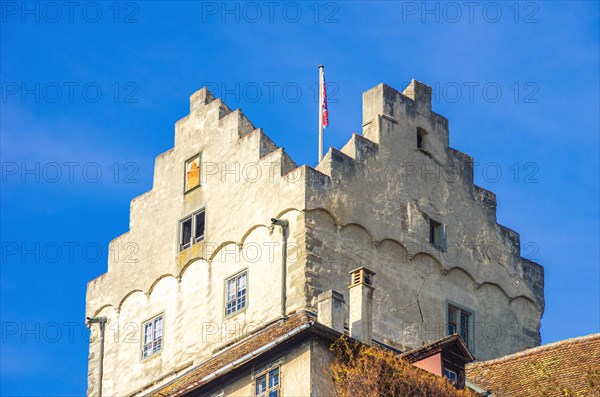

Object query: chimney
[317,290,346,334]
[348,267,375,345]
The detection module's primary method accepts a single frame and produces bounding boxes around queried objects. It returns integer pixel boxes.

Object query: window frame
[178,208,206,252]
[224,270,248,318]
[442,367,458,384]
[447,305,458,335]
[460,311,470,345]
[253,366,280,397]
[141,313,164,360]
[183,153,202,193]
[446,302,474,351]
[429,219,447,251]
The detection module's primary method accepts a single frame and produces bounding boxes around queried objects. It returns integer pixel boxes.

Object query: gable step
[260,147,299,177]
[340,133,378,162]
[218,108,255,138]
[316,147,357,180]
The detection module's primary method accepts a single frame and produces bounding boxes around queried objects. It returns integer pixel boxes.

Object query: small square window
[142,314,163,359]
[225,271,247,316]
[443,368,458,383]
[184,154,201,192]
[255,367,280,397]
[429,219,447,251]
[179,209,205,252]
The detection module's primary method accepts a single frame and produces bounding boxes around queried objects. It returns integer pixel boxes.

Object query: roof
[401,334,475,364]
[147,312,316,397]
[144,313,479,396]
[466,333,600,396]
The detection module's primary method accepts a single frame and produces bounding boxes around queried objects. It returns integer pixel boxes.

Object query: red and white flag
[321,71,329,129]
[318,65,328,161]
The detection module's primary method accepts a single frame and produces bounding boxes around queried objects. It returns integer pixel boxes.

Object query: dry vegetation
[329,337,479,397]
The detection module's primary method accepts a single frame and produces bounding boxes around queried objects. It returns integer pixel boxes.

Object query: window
[448,305,471,347]
[417,127,428,150]
[184,153,201,192]
[142,314,163,359]
[255,367,280,397]
[443,368,458,384]
[429,219,446,251]
[460,311,470,344]
[179,209,205,251]
[225,271,247,316]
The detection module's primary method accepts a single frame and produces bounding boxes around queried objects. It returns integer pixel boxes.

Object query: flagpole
[318,64,324,163]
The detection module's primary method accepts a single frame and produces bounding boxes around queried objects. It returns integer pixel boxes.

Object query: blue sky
[1,1,598,395]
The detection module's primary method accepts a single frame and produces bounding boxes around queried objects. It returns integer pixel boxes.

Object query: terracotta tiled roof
[466,333,600,397]
[147,312,315,397]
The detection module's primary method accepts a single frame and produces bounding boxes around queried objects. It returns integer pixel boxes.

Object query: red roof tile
[466,333,600,396]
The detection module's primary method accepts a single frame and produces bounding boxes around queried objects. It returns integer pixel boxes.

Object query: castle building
[86,80,544,396]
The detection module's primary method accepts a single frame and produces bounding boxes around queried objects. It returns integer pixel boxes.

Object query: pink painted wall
[412,353,442,376]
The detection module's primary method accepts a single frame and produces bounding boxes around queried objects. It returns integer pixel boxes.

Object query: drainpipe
[87,316,107,397]
[271,218,289,319]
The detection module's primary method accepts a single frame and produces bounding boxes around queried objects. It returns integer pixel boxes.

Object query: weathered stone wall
[88,221,311,396]
[87,88,305,315]
[303,82,543,360]
[86,80,544,394]
[303,210,541,359]
[86,88,308,396]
